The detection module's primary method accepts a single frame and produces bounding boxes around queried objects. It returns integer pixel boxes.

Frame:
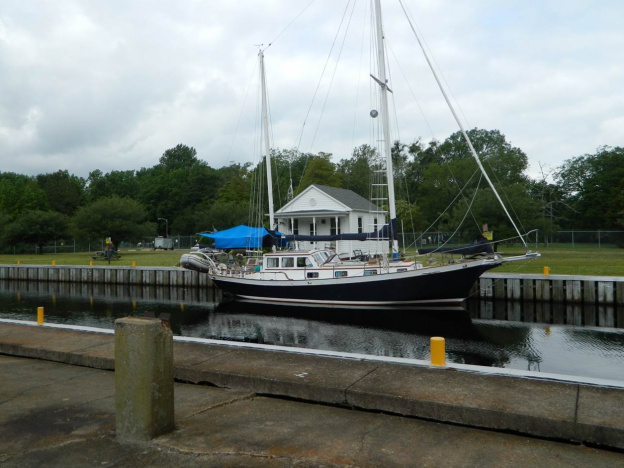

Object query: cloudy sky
[1,1,622,181]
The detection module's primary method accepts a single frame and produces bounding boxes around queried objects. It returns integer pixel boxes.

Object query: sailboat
[180,0,539,307]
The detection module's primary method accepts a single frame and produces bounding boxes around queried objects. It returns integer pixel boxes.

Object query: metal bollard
[430,336,446,366]
[114,317,174,441]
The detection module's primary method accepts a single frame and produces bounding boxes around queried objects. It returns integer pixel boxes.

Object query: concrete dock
[1,321,624,466]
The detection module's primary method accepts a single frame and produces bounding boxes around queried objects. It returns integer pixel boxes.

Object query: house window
[357,217,363,234]
[330,218,341,235]
[374,217,378,232]
[310,223,316,236]
[292,219,299,235]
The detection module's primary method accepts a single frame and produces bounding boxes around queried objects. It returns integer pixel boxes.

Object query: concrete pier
[0,321,623,452]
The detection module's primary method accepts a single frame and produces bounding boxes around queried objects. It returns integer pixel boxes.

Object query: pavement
[1,321,624,466]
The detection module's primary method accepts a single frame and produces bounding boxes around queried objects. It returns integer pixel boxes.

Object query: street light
[158,218,168,238]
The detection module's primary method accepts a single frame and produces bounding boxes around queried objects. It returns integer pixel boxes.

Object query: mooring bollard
[114,317,174,441]
[543,266,550,276]
[37,307,44,325]
[430,336,446,367]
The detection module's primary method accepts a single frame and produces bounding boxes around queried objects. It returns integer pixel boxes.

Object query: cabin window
[357,217,363,234]
[266,257,279,268]
[282,257,294,268]
[334,271,348,278]
[397,268,408,272]
[307,272,319,278]
[364,270,378,276]
[297,257,312,268]
[292,219,299,235]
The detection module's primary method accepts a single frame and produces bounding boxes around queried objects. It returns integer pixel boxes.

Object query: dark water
[0,281,623,382]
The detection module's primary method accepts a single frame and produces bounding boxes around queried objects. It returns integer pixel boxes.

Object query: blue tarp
[198,225,284,250]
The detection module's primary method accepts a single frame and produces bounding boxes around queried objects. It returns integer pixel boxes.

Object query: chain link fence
[2,231,623,255]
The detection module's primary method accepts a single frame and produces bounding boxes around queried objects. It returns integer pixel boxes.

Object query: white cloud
[0,0,622,179]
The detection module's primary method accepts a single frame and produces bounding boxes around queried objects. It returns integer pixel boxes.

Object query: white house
[275,184,389,257]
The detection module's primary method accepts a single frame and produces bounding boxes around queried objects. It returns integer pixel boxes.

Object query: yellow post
[131,261,136,268]
[89,260,94,266]
[543,266,550,276]
[17,260,21,265]
[430,337,446,366]
[51,260,56,266]
[37,307,44,325]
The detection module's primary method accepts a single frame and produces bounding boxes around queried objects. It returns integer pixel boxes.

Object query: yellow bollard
[37,307,44,325]
[17,260,21,265]
[543,266,550,276]
[51,260,56,266]
[89,260,94,266]
[430,337,446,367]
[131,261,136,268]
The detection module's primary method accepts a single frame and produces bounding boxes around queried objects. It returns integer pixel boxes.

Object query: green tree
[71,196,154,248]
[86,169,138,201]
[36,170,85,215]
[0,173,49,218]
[337,145,375,199]
[297,153,339,193]
[3,210,70,254]
[555,146,624,229]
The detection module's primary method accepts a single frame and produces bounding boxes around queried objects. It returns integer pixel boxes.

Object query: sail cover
[198,225,284,249]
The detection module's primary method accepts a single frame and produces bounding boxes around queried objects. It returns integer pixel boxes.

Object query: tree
[158,144,199,171]
[297,153,340,193]
[337,145,375,199]
[36,170,85,215]
[555,146,624,229]
[0,173,49,218]
[71,196,154,248]
[86,169,138,201]
[3,210,70,254]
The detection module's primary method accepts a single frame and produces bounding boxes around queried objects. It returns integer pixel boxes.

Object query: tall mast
[372,0,398,254]
[259,50,275,230]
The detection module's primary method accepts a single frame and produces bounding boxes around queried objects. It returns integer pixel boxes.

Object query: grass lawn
[0,244,623,276]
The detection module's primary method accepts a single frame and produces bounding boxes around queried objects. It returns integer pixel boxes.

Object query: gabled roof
[313,184,379,212]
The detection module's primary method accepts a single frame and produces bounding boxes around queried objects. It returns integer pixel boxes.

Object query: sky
[1,0,623,181]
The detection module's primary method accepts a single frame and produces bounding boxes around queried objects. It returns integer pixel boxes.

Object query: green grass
[411,244,624,277]
[1,244,623,276]
[0,249,184,268]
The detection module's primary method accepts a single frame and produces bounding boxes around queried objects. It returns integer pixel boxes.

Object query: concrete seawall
[3,264,624,305]
[0,264,210,288]
[1,320,623,450]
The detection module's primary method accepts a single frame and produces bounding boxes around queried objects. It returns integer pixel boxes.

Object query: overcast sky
[1,1,622,181]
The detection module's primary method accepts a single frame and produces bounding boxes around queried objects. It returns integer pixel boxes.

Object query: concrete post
[115,317,174,441]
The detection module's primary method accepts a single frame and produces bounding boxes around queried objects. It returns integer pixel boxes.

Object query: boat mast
[259,50,275,230]
[372,0,398,255]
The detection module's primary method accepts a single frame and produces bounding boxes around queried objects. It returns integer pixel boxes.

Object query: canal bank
[2,264,624,305]
[1,320,623,452]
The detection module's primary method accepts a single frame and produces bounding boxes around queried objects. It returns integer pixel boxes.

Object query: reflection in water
[0,281,623,381]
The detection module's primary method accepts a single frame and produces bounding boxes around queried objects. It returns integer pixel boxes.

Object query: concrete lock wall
[114,317,174,441]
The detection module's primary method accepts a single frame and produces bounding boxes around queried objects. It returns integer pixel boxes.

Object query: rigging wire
[262,0,317,52]
[398,0,528,248]
[294,0,354,192]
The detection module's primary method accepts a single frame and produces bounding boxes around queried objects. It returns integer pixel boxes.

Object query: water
[1,280,623,382]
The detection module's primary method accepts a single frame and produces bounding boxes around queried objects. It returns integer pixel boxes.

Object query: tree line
[1,130,622,253]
